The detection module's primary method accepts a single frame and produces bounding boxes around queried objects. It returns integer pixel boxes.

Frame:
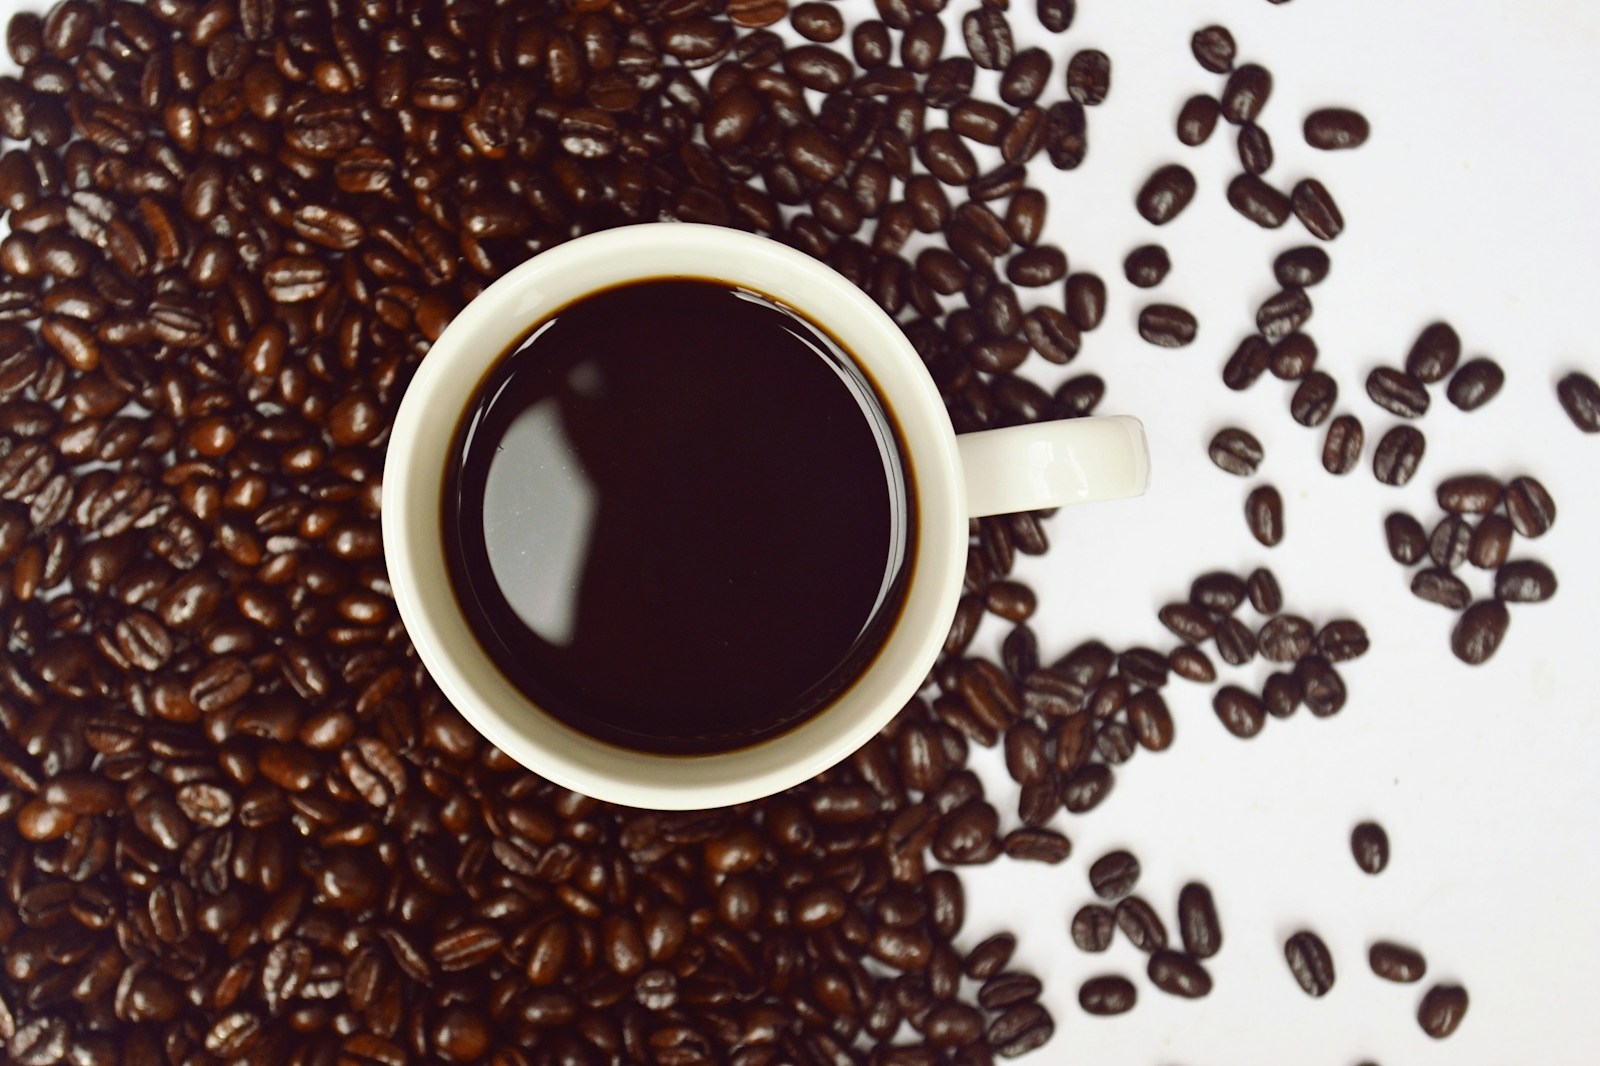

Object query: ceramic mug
[382,223,1149,809]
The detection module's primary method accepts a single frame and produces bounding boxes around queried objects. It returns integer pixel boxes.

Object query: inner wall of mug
[384,223,965,808]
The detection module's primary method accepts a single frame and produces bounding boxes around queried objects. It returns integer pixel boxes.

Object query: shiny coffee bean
[1386,512,1428,564]
[1245,485,1284,546]
[1418,984,1470,1039]
[1071,904,1116,953]
[1373,425,1426,486]
[1495,559,1557,603]
[1451,599,1509,664]
[1304,108,1370,149]
[1213,685,1265,738]
[1285,931,1336,997]
[1177,94,1220,146]
[1123,244,1170,288]
[1248,567,1284,614]
[1429,515,1473,569]
[1065,50,1110,105]
[1322,414,1364,474]
[1257,287,1312,340]
[1437,474,1502,514]
[1258,615,1313,662]
[1468,513,1514,569]
[1136,164,1197,225]
[1209,428,1264,476]
[1446,357,1504,410]
[1191,25,1236,72]
[1078,975,1136,1016]
[1367,367,1430,418]
[1223,335,1272,390]
[1405,322,1461,383]
[1557,371,1600,432]
[1138,304,1197,348]
[1370,941,1427,983]
[1412,567,1471,609]
[1088,850,1140,899]
[1351,821,1390,874]
[1504,475,1556,538]
[1114,896,1167,953]
[1177,883,1222,959]
[1228,173,1291,228]
[1275,246,1331,287]
[1147,950,1212,998]
[1237,122,1273,174]
[1292,178,1344,240]
[1221,64,1271,123]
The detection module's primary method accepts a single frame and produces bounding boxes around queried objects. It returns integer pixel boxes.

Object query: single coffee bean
[961,7,1013,70]
[1177,94,1221,146]
[1044,100,1088,169]
[1160,602,1217,643]
[1228,173,1292,228]
[1138,304,1198,348]
[1177,883,1222,959]
[1000,48,1053,106]
[1078,975,1136,1016]
[1418,984,1470,1039]
[1468,513,1514,569]
[1504,475,1556,538]
[1259,614,1314,662]
[1223,334,1273,391]
[1136,164,1197,225]
[1071,904,1116,952]
[1437,474,1503,514]
[1112,902,1169,957]
[1089,850,1140,899]
[1373,425,1426,486]
[1292,178,1345,240]
[1322,414,1364,474]
[1221,64,1271,123]
[1352,821,1390,873]
[1248,567,1283,614]
[1257,287,1312,339]
[1124,244,1170,288]
[1237,122,1274,174]
[1556,370,1600,432]
[1304,108,1370,149]
[1007,245,1067,287]
[1214,617,1257,667]
[1452,599,1509,665]
[1274,246,1331,287]
[1297,654,1347,716]
[1118,647,1170,689]
[1147,950,1212,998]
[1037,0,1076,33]
[1495,559,1558,602]
[1405,322,1461,383]
[1264,670,1303,717]
[1366,367,1430,418]
[1428,515,1473,569]
[1316,620,1370,662]
[988,1002,1055,1057]
[1065,49,1111,105]
[1191,25,1236,73]
[1285,932,1336,996]
[1192,571,1247,613]
[1369,941,1427,983]
[1170,644,1217,683]
[1411,567,1471,609]
[1386,512,1428,564]
[965,933,1018,980]
[1270,331,1318,379]
[1213,685,1265,738]
[1062,763,1115,813]
[1245,485,1284,546]
[1446,357,1505,410]
[1065,272,1106,331]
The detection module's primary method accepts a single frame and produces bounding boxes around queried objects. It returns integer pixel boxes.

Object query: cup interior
[382,223,967,809]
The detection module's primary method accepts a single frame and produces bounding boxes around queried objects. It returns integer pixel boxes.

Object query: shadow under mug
[382,223,1149,809]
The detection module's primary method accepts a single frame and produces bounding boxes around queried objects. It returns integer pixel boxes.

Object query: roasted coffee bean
[1373,425,1426,486]
[1221,64,1272,124]
[1468,513,1514,569]
[1078,975,1136,1016]
[965,933,1018,980]
[1412,567,1471,609]
[1160,602,1217,644]
[987,1002,1054,1057]
[1285,932,1336,997]
[1003,827,1071,864]
[1316,620,1370,662]
[999,48,1052,107]
[1504,476,1557,538]
[1305,107,1370,149]
[1213,685,1265,738]
[1557,370,1600,432]
[1006,245,1067,287]
[1071,904,1116,953]
[1237,122,1273,174]
[1169,644,1217,683]
[1452,599,1509,664]
[1245,485,1284,546]
[1418,984,1470,1039]
[1351,821,1390,874]
[1370,941,1427,983]
[1272,329,1318,378]
[1495,559,1558,602]
[1089,850,1140,899]
[1124,244,1170,288]
[1176,94,1221,146]
[1366,367,1430,418]
[1191,25,1236,72]
[1062,763,1114,813]
[1259,615,1314,662]
[1209,428,1264,476]
[961,7,1013,70]
[1138,304,1197,348]
[1446,357,1505,411]
[1192,570,1247,613]
[1295,655,1346,716]
[1064,272,1106,331]
[1263,671,1303,717]
[791,3,843,41]
[1275,246,1331,287]
[1292,178,1344,240]
[1429,515,1473,569]
[1405,322,1461,383]
[1065,50,1111,105]
[1147,950,1212,998]
[1114,897,1167,953]
[1214,617,1257,666]
[1177,883,1222,959]
[1322,414,1364,474]
[1247,567,1283,614]
[1228,173,1291,228]
[1135,164,1197,225]
[1037,0,1076,33]
[1223,335,1272,390]
[1257,287,1311,340]
[1386,512,1428,564]
[1437,474,1502,514]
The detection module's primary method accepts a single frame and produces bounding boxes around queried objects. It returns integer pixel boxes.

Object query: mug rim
[381,222,967,808]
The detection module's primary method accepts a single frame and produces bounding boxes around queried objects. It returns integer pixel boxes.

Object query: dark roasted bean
[1064,272,1106,332]
[1367,367,1430,418]
[1418,984,1470,1039]
[1065,50,1110,105]
[1273,332,1322,383]
[988,1002,1054,1057]
[1071,905,1116,953]
[1557,371,1600,432]
[1191,25,1236,72]
[1044,100,1087,170]
[1322,414,1364,474]
[1123,244,1170,288]
[1504,475,1557,538]
[1237,122,1273,174]
[1247,567,1283,614]
[1215,618,1257,666]
[1495,559,1558,602]
[1436,474,1503,514]
[1147,950,1212,998]
[1003,827,1071,864]
[1257,287,1312,339]
[1412,567,1471,609]
[1223,335,1273,391]
[1136,164,1197,225]
[1304,107,1370,149]
[1209,428,1264,477]
[1177,883,1222,959]
[1275,246,1331,287]
[1037,0,1076,33]
[1001,48,1052,107]
[1169,644,1216,683]
[1213,685,1265,738]
[1221,64,1271,123]
[1386,512,1428,564]
[1259,615,1314,661]
[1089,850,1140,899]
[1114,896,1167,953]
[1292,178,1345,240]
[1316,620,1370,662]
[1284,931,1336,997]
[1138,304,1197,348]
[1373,425,1426,486]
[1370,941,1427,983]
[1443,356,1504,411]
[1245,485,1284,546]
[1468,513,1514,569]
[1405,322,1461,383]
[1228,173,1291,228]
[1176,94,1220,146]
[1429,515,1473,569]
[1451,599,1509,664]
[1295,655,1347,716]
[1352,821,1390,874]
[1078,975,1136,1016]
[961,7,1013,70]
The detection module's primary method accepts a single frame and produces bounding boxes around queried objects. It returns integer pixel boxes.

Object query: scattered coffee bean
[1115,896,1168,953]
[1065,273,1107,331]
[1503,475,1556,538]
[1264,671,1303,717]
[1352,821,1391,874]
[1177,883,1223,959]
[1271,332,1318,379]
[1071,904,1117,952]
[1248,567,1284,614]
[1322,414,1364,474]
[1468,514,1514,569]
[1446,357,1505,410]
[1089,849,1141,899]
[1177,94,1222,146]
[1214,617,1259,667]
[961,6,1014,70]
[1370,941,1428,983]
[1147,950,1213,998]
[1237,122,1274,174]
[1079,975,1137,1016]
[1139,304,1198,348]
[1373,425,1426,486]
[1037,0,1076,33]
[1191,25,1236,73]
[1124,244,1171,287]
[1304,108,1370,149]
[1193,571,1248,614]
[1437,474,1503,514]
[1259,615,1314,661]
[1418,984,1470,1039]
[1224,335,1274,390]
[1245,485,1285,546]
[1257,287,1312,340]
[1367,367,1431,418]
[1316,620,1370,662]
[1066,49,1111,105]
[1214,685,1266,738]
[1556,371,1600,432]
[1428,515,1473,569]
[1412,567,1471,609]
[1292,178,1345,240]
[1385,512,1429,564]
[1296,655,1347,716]
[1228,173,1292,228]
[1221,64,1272,124]
[1136,164,1198,225]
[1284,931,1336,997]
[1209,428,1265,477]
[1169,644,1218,683]
[1495,559,1558,602]
[1405,322,1462,383]
[1275,246,1331,287]
[1452,599,1509,664]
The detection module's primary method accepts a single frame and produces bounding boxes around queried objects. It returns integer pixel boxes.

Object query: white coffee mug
[382,223,1148,809]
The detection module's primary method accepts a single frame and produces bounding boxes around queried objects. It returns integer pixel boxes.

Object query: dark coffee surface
[444,278,913,753]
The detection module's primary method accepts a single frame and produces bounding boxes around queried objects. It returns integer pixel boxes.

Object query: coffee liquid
[443,278,915,755]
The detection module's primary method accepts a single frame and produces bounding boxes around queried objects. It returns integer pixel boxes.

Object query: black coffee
[443,277,915,754]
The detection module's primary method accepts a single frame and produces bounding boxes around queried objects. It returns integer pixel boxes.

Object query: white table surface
[3,0,1597,1063]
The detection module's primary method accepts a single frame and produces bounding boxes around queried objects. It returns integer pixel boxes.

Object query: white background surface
[3,0,1598,1063]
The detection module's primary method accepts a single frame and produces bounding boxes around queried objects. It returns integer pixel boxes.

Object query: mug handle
[956,416,1150,518]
